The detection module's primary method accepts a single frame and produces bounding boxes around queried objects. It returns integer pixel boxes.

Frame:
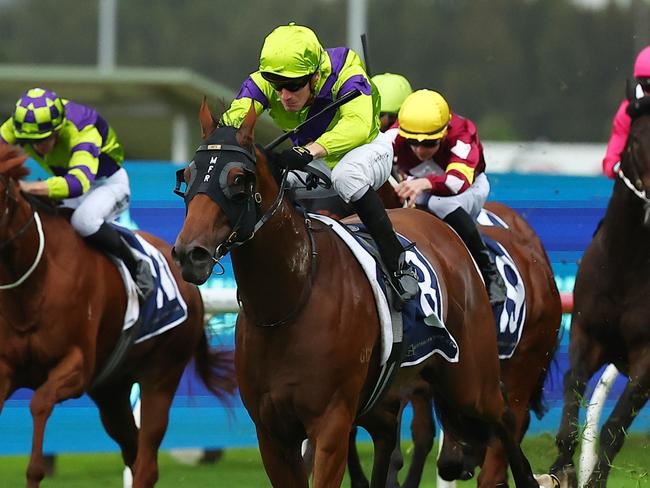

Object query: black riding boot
[351,188,419,303]
[443,208,507,307]
[85,223,154,301]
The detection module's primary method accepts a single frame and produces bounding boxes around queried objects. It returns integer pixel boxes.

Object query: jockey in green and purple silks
[221,23,419,304]
[0,87,153,299]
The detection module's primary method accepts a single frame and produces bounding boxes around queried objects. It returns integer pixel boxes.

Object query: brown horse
[311,190,561,487]
[0,145,235,488]
[172,101,543,488]
[550,98,650,487]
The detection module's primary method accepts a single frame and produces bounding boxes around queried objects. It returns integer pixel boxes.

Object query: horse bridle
[0,174,45,289]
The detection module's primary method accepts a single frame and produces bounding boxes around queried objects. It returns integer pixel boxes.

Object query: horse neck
[231,165,314,326]
[601,181,650,255]
[0,198,48,320]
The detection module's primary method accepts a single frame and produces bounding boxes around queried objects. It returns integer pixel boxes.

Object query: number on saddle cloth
[108,223,189,344]
[476,209,527,359]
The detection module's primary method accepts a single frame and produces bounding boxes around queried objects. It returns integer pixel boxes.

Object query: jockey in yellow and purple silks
[0,87,154,299]
[221,23,418,303]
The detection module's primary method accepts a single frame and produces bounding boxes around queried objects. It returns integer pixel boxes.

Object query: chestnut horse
[0,145,235,488]
[550,98,650,487]
[172,101,542,488]
[311,192,561,487]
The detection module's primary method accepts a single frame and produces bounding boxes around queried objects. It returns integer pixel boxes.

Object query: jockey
[0,87,154,300]
[389,89,507,307]
[603,45,650,178]
[371,73,413,132]
[220,23,419,303]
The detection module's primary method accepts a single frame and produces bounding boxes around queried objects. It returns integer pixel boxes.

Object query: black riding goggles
[407,138,442,148]
[261,72,312,92]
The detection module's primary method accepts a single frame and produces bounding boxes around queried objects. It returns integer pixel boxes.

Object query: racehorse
[308,187,561,487]
[550,96,650,487]
[172,100,543,488]
[0,145,235,488]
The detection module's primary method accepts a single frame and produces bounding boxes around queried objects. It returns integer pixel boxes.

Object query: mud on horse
[172,100,542,488]
[0,145,235,488]
[550,96,650,488]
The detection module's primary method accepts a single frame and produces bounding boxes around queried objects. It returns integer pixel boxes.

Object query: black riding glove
[279,146,314,170]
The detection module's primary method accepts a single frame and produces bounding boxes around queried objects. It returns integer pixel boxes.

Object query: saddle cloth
[111,224,189,344]
[309,214,459,367]
[477,209,527,359]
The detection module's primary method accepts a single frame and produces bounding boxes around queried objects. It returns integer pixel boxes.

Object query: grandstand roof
[0,64,279,161]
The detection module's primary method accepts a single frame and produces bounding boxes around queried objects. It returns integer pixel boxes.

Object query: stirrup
[391,259,419,304]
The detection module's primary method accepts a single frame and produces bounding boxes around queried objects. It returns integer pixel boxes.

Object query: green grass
[0,434,647,487]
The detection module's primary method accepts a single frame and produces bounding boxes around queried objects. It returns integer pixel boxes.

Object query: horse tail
[529,333,562,420]
[193,332,237,404]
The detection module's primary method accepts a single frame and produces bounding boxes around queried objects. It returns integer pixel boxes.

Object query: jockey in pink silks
[602,46,650,178]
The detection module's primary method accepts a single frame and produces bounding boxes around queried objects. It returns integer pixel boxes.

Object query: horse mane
[0,144,30,180]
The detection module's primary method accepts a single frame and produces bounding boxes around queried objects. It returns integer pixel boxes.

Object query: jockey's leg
[68,168,153,300]
[351,187,419,303]
[84,222,154,300]
[443,207,506,307]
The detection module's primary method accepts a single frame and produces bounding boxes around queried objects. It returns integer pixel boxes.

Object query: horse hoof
[535,473,561,488]
[550,465,577,488]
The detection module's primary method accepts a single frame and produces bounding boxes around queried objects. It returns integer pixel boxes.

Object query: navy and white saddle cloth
[477,209,527,359]
[111,224,188,343]
[310,209,527,367]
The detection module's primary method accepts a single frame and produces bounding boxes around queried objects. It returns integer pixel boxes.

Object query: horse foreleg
[347,427,370,488]
[27,348,86,488]
[90,382,139,469]
[550,332,604,486]
[371,397,404,488]
[584,358,650,488]
[0,361,14,414]
[132,371,183,488]
[257,428,308,488]
[311,407,355,488]
[402,392,435,488]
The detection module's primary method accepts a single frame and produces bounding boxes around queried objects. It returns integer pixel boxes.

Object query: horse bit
[0,174,45,290]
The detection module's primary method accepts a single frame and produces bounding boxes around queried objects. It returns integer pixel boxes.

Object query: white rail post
[578,364,619,488]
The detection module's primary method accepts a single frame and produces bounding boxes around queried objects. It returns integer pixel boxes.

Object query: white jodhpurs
[416,172,490,220]
[286,131,393,204]
[63,168,131,237]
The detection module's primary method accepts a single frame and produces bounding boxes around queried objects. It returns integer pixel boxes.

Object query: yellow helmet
[371,73,412,114]
[398,89,450,142]
[259,23,323,79]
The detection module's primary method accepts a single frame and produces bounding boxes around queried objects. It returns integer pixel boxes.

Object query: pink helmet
[634,46,650,78]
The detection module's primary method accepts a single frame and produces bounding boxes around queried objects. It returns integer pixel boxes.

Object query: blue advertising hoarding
[0,161,646,455]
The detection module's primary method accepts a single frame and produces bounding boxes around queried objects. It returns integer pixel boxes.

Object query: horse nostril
[189,247,212,265]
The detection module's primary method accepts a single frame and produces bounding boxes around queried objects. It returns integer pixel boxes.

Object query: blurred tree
[0,0,643,142]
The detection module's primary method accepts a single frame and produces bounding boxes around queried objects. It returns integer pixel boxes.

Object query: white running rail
[578,364,619,488]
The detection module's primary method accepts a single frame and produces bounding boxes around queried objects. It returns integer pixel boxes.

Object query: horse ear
[237,102,257,148]
[626,78,636,102]
[0,145,29,179]
[199,96,218,140]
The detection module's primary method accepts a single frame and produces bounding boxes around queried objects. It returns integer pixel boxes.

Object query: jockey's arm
[45,126,103,199]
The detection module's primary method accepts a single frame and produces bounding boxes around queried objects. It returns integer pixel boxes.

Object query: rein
[0,177,46,289]
[617,167,650,203]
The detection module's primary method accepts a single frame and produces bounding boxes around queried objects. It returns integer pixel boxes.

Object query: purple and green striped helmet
[13,88,66,140]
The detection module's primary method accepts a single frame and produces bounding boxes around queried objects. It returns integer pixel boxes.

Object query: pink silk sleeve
[602,100,631,178]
